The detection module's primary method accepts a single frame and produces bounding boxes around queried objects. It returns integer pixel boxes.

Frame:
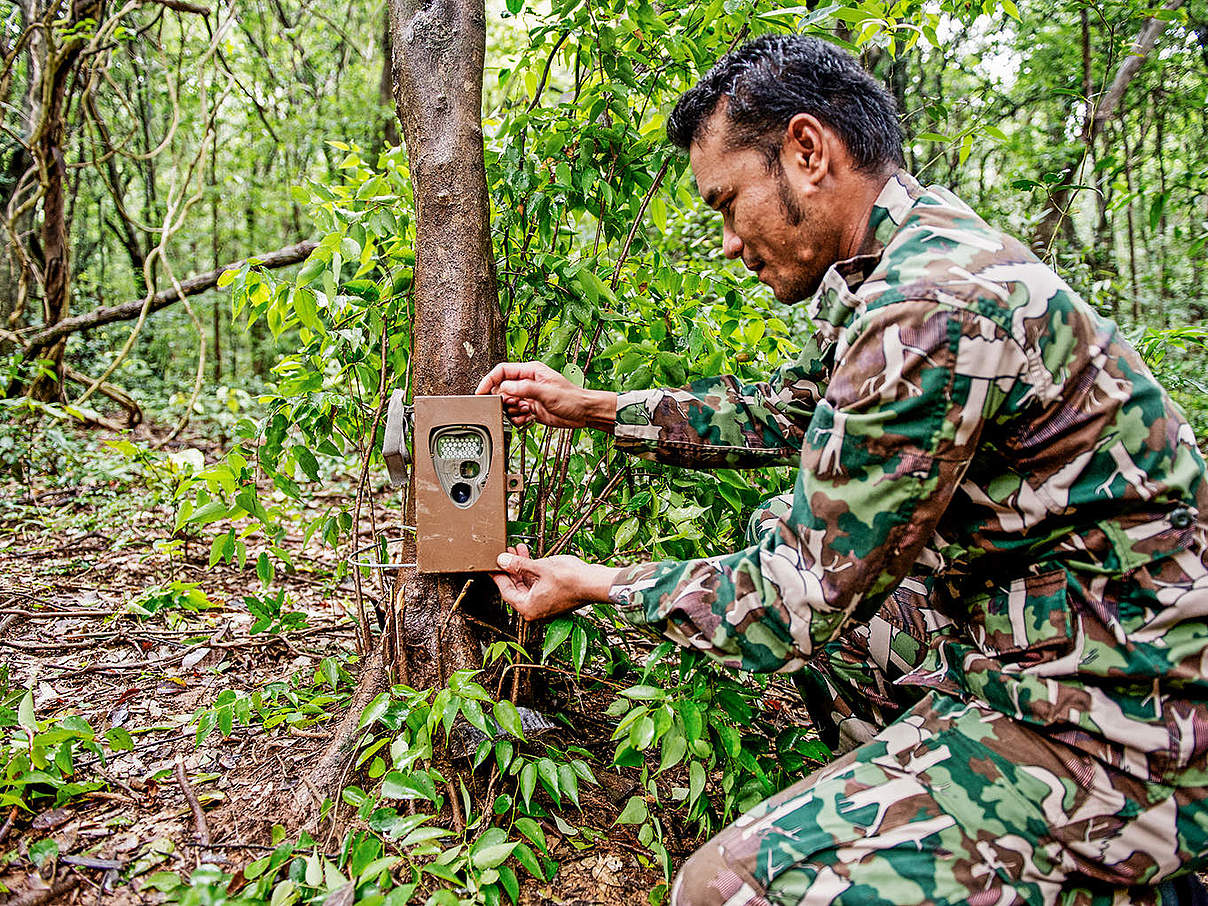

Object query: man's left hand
[490,544,621,621]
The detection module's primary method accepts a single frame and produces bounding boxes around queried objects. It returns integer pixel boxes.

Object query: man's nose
[722,225,743,259]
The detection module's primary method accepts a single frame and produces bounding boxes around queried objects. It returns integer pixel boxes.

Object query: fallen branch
[1091,0,1186,134]
[17,240,317,361]
[1033,0,1185,248]
[174,753,211,847]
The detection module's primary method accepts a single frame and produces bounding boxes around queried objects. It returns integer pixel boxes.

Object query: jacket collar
[804,170,924,342]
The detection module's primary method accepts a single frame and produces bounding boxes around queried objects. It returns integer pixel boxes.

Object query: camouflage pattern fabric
[748,494,953,753]
[674,692,1208,906]
[602,171,1208,901]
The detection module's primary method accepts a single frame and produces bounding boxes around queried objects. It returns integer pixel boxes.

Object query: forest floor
[0,426,683,905]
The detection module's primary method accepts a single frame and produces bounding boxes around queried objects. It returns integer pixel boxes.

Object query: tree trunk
[287,0,504,828]
[388,0,505,690]
[1033,0,1185,251]
[377,7,401,149]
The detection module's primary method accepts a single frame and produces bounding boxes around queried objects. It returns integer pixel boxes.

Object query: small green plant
[0,691,133,815]
[175,671,583,904]
[128,581,217,619]
[244,589,309,635]
[193,656,356,745]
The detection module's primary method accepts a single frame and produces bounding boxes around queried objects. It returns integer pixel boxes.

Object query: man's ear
[784,113,830,186]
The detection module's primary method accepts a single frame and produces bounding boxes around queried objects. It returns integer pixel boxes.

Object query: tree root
[286,641,392,829]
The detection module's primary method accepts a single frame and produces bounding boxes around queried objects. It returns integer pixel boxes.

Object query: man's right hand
[475,361,617,432]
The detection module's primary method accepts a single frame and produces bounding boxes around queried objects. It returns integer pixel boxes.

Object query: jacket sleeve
[608,301,1025,672]
[611,337,832,469]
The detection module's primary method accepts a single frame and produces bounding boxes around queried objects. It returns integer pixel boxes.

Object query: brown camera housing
[412,395,507,574]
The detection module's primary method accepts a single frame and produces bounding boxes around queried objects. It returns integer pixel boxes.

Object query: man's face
[689,117,840,303]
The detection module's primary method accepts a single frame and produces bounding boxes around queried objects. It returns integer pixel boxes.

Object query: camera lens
[450,482,472,504]
[460,460,480,478]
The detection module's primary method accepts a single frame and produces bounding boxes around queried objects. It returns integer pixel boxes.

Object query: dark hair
[667,35,904,173]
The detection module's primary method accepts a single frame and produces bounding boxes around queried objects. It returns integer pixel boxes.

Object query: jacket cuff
[613,389,664,450]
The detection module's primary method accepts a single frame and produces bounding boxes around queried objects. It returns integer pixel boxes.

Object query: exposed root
[286,641,391,829]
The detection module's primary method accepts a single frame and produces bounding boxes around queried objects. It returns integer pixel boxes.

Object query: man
[476,35,1208,906]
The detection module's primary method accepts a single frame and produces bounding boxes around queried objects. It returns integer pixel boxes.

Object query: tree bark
[287,0,504,828]
[28,0,105,401]
[388,0,504,689]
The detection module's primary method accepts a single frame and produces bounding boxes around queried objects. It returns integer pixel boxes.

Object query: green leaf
[498,865,519,904]
[513,817,546,853]
[293,445,320,482]
[398,826,450,847]
[256,552,273,586]
[359,692,391,729]
[562,363,585,387]
[506,0,523,12]
[658,728,687,773]
[688,760,706,806]
[381,771,425,800]
[462,698,490,736]
[621,684,665,701]
[473,841,518,870]
[512,842,543,880]
[519,761,536,808]
[541,619,573,660]
[28,838,58,868]
[571,625,587,674]
[615,795,648,825]
[293,288,323,333]
[558,762,580,807]
[574,269,616,306]
[613,517,639,552]
[105,727,134,752]
[493,700,525,741]
[1149,191,1169,231]
[18,691,35,732]
[536,757,560,804]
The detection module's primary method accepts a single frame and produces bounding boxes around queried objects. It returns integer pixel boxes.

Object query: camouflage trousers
[745,494,948,754]
[670,497,1208,905]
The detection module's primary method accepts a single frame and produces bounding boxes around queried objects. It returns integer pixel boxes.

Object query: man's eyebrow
[702,186,723,208]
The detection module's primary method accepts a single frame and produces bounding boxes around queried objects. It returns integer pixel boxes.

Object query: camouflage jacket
[608,171,1208,783]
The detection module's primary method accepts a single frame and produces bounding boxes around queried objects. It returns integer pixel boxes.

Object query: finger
[477,362,552,396]
[515,543,531,558]
[489,570,527,606]
[475,363,508,396]
[496,552,538,576]
[496,379,546,401]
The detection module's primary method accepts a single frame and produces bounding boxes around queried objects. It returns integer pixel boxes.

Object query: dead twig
[437,579,475,635]
[174,754,211,847]
[545,468,628,558]
[0,609,118,618]
[0,804,17,844]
